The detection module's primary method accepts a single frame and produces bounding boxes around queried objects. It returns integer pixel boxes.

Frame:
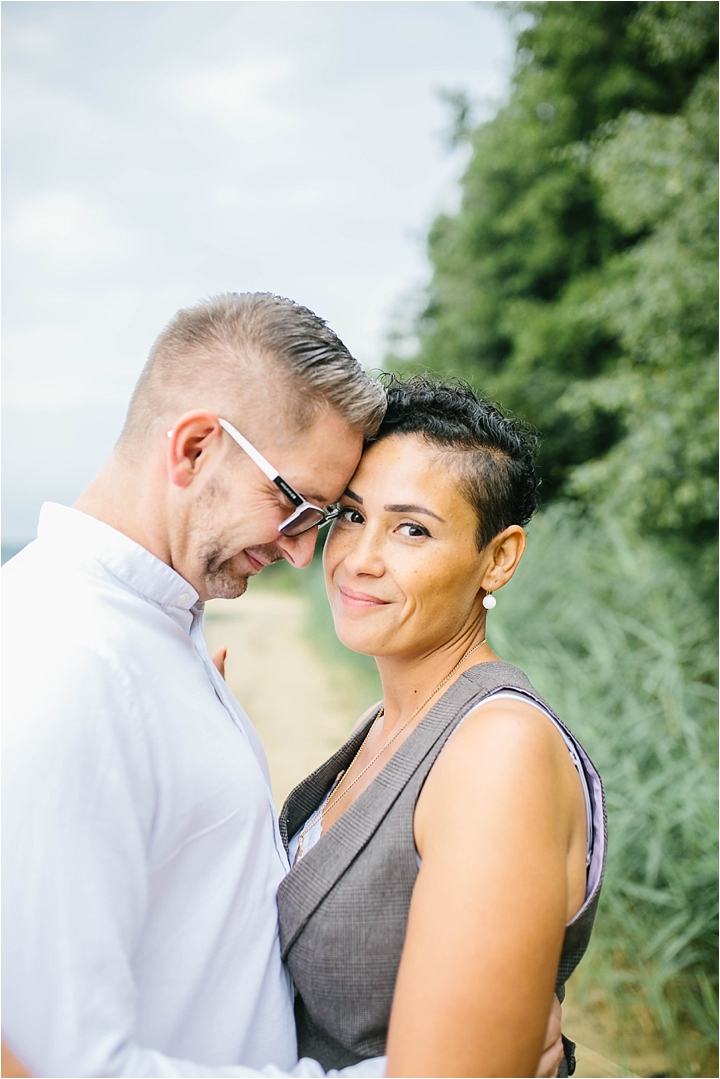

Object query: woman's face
[323,433,492,659]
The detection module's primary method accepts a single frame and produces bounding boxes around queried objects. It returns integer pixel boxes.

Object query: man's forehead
[281,420,362,503]
[291,465,359,507]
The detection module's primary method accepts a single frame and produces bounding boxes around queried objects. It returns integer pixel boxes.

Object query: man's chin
[204,567,250,601]
[201,545,281,601]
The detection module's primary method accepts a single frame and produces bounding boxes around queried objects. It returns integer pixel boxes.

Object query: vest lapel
[279,713,380,850]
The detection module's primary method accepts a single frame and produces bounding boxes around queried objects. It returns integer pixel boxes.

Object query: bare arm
[385,700,585,1078]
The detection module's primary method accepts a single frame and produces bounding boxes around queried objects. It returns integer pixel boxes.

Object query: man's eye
[338,507,365,525]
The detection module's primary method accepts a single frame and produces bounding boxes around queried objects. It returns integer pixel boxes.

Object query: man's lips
[245,551,273,573]
[337,584,390,609]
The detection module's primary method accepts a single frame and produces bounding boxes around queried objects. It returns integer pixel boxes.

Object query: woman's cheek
[322,526,345,581]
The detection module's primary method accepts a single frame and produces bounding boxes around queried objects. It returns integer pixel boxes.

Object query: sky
[2,0,516,543]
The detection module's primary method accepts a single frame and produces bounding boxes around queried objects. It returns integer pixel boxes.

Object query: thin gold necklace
[293,637,487,864]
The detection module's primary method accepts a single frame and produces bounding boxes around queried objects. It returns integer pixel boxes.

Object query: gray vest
[278,661,606,1073]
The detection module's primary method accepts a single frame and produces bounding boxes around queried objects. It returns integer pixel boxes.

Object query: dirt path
[204,590,374,808]
[204,590,659,1079]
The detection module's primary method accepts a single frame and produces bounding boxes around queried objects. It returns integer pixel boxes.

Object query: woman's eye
[338,507,365,525]
[397,522,430,538]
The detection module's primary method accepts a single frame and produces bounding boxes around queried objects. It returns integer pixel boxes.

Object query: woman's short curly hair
[373,374,540,550]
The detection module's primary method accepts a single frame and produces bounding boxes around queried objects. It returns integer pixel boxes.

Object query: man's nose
[276,527,319,569]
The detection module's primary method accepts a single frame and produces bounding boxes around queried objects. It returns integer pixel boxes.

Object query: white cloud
[3,22,56,58]
[11,191,130,269]
[2,1,516,540]
[3,74,107,139]
[3,287,156,411]
[4,324,108,410]
[164,57,297,137]
[107,168,189,197]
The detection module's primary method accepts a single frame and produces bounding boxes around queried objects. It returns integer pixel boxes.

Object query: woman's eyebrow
[385,503,446,522]
[344,487,363,503]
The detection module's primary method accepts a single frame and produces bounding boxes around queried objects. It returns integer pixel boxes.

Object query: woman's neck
[374,627,492,728]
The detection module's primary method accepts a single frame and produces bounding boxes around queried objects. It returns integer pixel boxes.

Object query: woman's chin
[329,595,396,657]
[331,614,383,657]
[334,626,379,657]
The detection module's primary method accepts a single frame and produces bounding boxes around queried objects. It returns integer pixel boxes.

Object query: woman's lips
[337,585,389,609]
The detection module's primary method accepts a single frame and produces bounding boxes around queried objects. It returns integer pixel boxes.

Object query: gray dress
[278,661,606,1076]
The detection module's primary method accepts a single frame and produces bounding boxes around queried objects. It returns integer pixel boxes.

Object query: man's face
[174,409,364,602]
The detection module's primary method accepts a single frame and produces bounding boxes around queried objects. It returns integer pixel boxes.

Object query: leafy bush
[395,1,718,590]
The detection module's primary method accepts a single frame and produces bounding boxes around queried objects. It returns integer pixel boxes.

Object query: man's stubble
[188,478,284,601]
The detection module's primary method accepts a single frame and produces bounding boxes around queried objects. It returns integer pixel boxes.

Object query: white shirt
[2,504,380,1079]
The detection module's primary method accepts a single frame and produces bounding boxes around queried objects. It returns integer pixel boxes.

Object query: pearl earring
[482,591,496,610]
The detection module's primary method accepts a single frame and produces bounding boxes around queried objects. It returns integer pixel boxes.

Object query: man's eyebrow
[344,487,364,504]
[385,503,446,523]
[286,484,330,505]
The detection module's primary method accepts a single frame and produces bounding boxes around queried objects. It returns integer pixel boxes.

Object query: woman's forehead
[353,434,468,507]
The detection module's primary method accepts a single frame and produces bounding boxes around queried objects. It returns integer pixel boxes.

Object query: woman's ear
[482,525,526,594]
[166,412,222,489]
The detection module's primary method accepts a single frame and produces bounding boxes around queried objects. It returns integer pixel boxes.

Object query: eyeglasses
[219,418,341,536]
[168,419,339,537]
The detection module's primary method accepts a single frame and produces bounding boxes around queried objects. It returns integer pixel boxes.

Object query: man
[3,293,386,1077]
[3,293,562,1078]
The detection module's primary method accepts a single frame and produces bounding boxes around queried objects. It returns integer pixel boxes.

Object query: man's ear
[166,412,222,489]
[481,525,526,595]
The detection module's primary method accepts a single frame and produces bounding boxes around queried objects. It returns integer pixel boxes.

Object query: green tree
[387,3,719,1069]
[562,48,718,581]
[397,1,717,585]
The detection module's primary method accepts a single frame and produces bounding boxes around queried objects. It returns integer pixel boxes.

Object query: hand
[212,647,227,679]
[535,996,563,1078]
[2,1040,33,1077]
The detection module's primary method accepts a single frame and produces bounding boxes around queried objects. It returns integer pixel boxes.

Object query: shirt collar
[37,502,200,613]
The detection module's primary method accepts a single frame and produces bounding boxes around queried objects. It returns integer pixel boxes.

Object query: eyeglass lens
[280,504,338,539]
[280,506,327,537]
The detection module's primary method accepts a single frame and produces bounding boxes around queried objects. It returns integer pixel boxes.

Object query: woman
[277,376,605,1078]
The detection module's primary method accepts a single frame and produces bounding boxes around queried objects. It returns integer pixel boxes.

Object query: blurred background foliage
[390,0,718,589]
[377,1,718,1073]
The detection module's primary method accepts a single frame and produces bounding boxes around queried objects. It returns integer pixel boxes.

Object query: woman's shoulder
[458,665,598,776]
[415,688,585,859]
[445,691,573,775]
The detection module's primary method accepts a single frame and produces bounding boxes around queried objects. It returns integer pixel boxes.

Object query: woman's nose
[341,529,384,577]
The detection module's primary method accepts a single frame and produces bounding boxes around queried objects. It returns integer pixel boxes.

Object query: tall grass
[486,505,718,1077]
[479,507,716,1079]
[301,505,718,1076]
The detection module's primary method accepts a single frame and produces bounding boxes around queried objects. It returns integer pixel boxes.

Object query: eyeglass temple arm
[168,421,304,509]
[218,419,304,507]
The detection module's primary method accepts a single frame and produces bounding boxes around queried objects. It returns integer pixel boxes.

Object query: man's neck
[74,454,170,567]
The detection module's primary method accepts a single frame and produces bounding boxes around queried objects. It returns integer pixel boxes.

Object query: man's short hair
[120,292,385,445]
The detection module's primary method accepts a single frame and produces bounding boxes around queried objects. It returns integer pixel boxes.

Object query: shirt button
[178,592,191,605]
